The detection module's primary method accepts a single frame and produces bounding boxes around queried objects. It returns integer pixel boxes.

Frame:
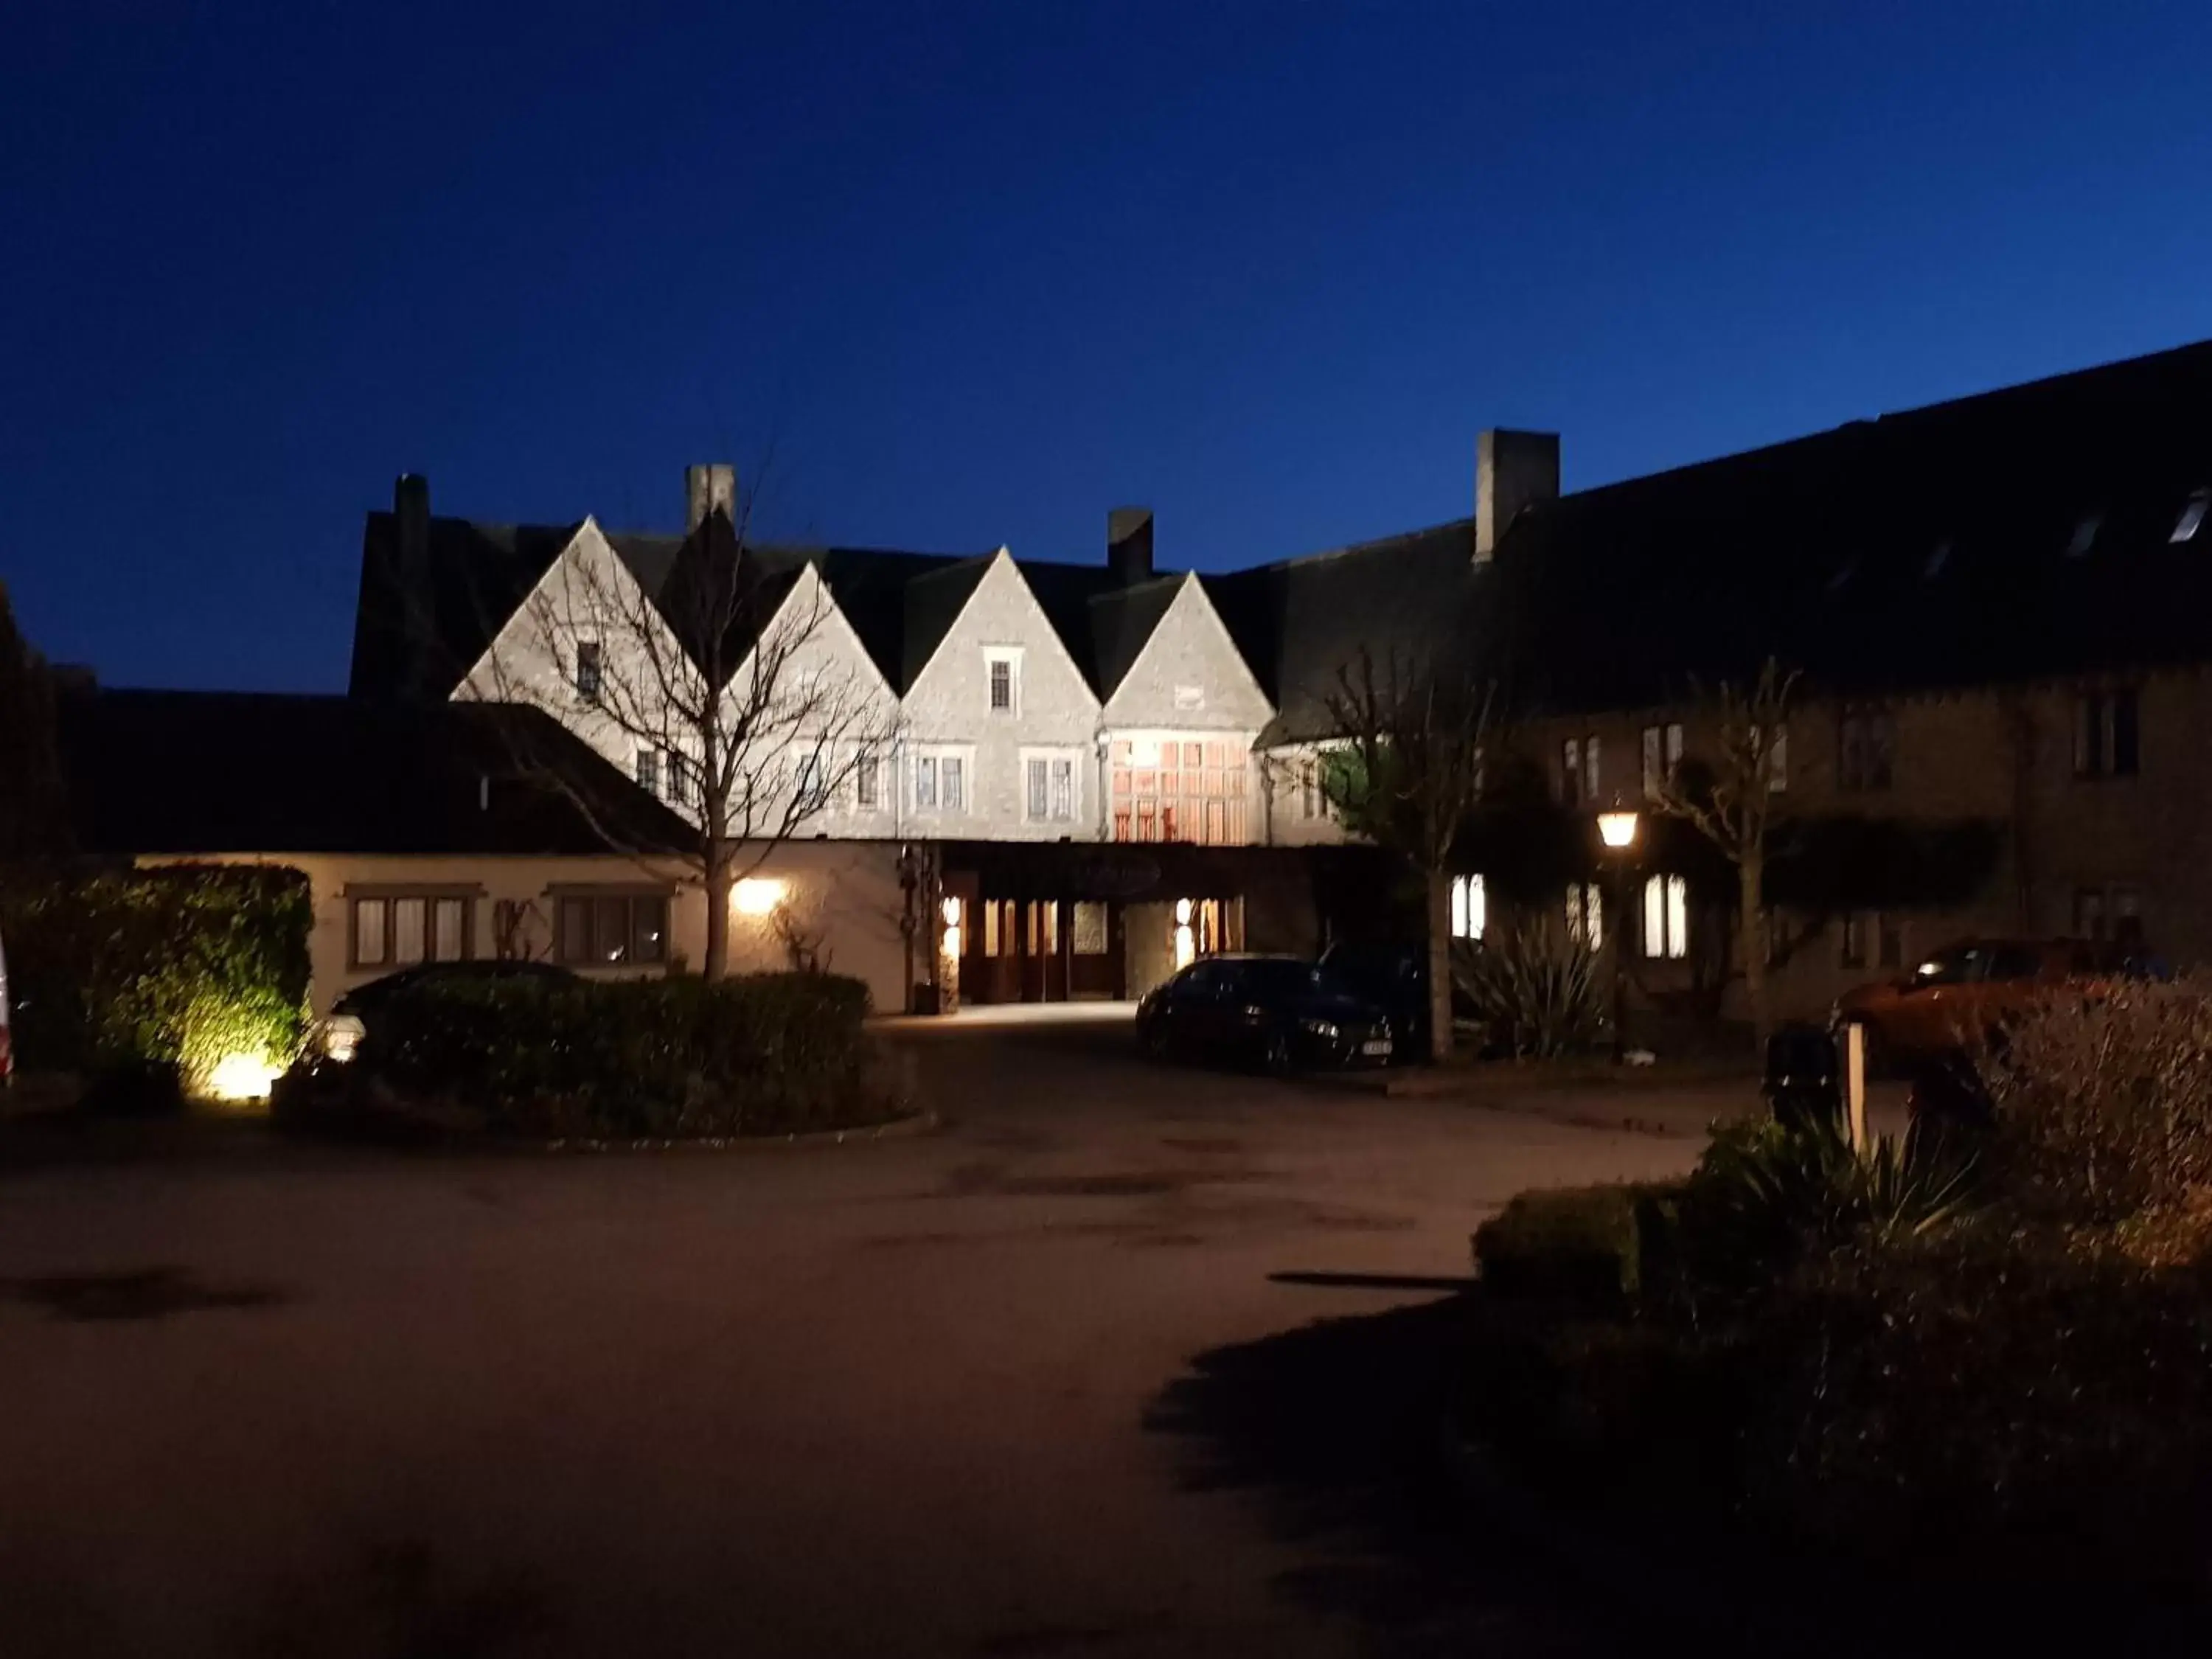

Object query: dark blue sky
[11,1,2212,690]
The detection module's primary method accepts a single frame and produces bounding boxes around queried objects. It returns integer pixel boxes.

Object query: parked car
[0,916,12,1088]
[1317,939,1485,1060]
[1136,954,1394,1073]
[1834,936,2152,1063]
[320,959,577,1061]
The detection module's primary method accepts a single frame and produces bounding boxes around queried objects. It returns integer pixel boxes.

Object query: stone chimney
[1107,507,1155,586]
[394,473,435,698]
[685,463,737,532]
[1474,430,1559,560]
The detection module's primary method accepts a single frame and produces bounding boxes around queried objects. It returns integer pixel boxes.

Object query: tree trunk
[703,838,733,981]
[1739,852,1767,1051]
[1425,866,1453,1064]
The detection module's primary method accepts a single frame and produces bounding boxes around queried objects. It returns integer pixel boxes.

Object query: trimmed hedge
[0,863,312,1096]
[321,972,893,1140]
[1473,1183,1679,1302]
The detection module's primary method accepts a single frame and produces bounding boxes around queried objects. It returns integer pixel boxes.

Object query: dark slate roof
[350,508,981,700]
[1085,574,1186,701]
[59,692,694,858]
[1484,338,2212,714]
[898,555,996,690]
[1206,521,1487,743]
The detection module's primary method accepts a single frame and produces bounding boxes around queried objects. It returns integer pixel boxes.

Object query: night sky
[11,1,2212,691]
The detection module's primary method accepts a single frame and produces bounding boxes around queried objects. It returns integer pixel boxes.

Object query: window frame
[574,640,604,706]
[346,885,481,972]
[1641,873,1688,961]
[982,647,1023,717]
[549,887,672,969]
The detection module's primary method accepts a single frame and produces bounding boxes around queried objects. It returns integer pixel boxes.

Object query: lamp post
[1597,802,1641,1063]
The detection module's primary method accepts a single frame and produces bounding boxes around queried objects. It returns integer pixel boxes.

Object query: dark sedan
[1136,955,1394,1074]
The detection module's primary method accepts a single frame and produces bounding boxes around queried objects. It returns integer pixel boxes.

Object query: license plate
[1361,1040,1392,1056]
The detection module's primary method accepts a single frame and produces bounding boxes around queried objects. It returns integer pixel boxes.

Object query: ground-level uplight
[205,1051,280,1105]
[1173,898,1196,970]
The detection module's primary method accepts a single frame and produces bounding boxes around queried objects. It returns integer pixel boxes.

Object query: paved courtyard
[0,1015,1708,1658]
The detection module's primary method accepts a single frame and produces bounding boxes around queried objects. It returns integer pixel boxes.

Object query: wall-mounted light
[941,896,962,927]
[734,878,787,916]
[1173,897,1196,970]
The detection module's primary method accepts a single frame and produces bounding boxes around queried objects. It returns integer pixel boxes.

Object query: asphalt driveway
[0,1014,1701,1658]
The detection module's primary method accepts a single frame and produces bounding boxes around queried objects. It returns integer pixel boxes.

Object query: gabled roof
[1085,574,1187,700]
[899,555,997,691]
[1483,337,2212,714]
[1206,520,1486,743]
[59,691,693,857]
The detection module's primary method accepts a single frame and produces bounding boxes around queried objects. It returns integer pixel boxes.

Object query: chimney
[686,463,737,532]
[394,473,435,699]
[1107,507,1155,586]
[1474,429,1559,560]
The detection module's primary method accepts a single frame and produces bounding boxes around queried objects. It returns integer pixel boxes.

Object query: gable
[902,549,1101,734]
[723,562,900,727]
[1101,574,1274,730]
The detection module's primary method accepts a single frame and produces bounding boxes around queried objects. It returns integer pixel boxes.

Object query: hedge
[0,863,312,1096]
[319,971,892,1140]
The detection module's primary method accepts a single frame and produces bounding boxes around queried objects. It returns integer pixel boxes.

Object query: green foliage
[1677,1113,1981,1286]
[318,972,897,1140]
[0,864,312,1092]
[1450,920,1605,1057]
[1473,1182,1680,1302]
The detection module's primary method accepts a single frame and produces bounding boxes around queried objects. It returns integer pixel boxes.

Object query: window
[1450,874,1486,942]
[1072,902,1109,955]
[1027,758,1048,819]
[574,641,603,705]
[554,891,669,967]
[636,748,661,799]
[1840,911,1867,970]
[1641,722,1684,797]
[1299,758,1320,820]
[1565,882,1604,947]
[1562,736,1598,806]
[1173,684,1205,712]
[914,754,938,810]
[1879,913,1903,970]
[1023,754,1076,822]
[1641,874,1688,961]
[2076,884,2146,946]
[984,649,1020,715]
[2075,688,2140,778]
[349,891,474,969]
[794,750,828,812]
[1924,538,1952,579]
[666,751,694,807]
[2174,490,2210,544]
[942,755,964,812]
[1840,910,1899,970]
[1839,708,1896,791]
[1765,724,1789,793]
[1051,757,1074,821]
[855,752,880,810]
[2065,512,2102,558]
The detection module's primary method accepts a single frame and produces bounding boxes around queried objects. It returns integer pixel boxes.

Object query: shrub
[1675,1113,1980,1289]
[1452,920,1605,1058]
[1975,978,2212,1224]
[1473,1182,1678,1301]
[0,863,311,1097]
[319,971,894,1140]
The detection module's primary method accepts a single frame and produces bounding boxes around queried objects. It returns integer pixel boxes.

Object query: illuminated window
[1450,874,1486,942]
[2174,491,2210,544]
[1565,882,1604,947]
[1562,735,1599,805]
[1641,722,1683,797]
[349,891,475,969]
[1642,874,1688,961]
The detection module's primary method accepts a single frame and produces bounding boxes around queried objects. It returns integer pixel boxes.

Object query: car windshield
[1238,960,1346,1000]
[1911,947,1988,987]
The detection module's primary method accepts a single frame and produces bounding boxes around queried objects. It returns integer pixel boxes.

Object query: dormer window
[984,648,1021,715]
[2174,490,2210,544]
[2065,512,2102,558]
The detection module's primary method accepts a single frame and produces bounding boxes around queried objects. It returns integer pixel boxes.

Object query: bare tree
[467,487,897,980]
[0,580,67,863]
[1319,647,1494,1062]
[1647,657,1798,1048]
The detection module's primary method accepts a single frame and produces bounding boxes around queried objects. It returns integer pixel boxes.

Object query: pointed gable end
[1099,572,1273,730]
[902,549,1102,734]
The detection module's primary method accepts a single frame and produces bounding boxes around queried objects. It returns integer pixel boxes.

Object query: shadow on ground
[1145,1294,1643,1658]
[1,1266,289,1321]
